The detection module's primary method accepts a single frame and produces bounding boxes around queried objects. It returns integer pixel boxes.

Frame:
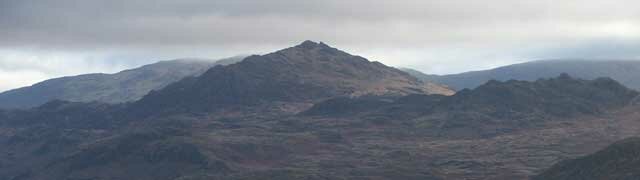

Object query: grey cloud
[1,0,640,91]
[2,0,640,49]
[525,39,640,60]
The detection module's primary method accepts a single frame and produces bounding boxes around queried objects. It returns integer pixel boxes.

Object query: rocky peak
[295,40,332,50]
[268,40,350,64]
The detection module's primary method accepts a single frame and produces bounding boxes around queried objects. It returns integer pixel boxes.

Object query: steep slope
[405,59,640,90]
[0,56,244,109]
[135,41,454,114]
[533,137,640,180]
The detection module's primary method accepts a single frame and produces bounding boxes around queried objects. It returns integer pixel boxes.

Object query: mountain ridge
[302,73,638,138]
[0,56,245,109]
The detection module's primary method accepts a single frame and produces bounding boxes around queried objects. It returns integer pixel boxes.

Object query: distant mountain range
[5,52,640,111]
[2,41,640,180]
[403,59,640,90]
[0,56,245,109]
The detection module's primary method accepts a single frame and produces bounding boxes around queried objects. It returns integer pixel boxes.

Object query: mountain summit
[136,41,453,113]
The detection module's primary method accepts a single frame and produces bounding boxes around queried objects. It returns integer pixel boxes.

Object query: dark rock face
[533,137,640,180]
[0,57,244,109]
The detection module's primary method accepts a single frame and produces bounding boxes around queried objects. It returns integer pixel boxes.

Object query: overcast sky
[1,0,640,91]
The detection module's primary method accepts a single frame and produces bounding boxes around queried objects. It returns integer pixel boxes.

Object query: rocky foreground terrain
[534,137,640,180]
[1,41,639,180]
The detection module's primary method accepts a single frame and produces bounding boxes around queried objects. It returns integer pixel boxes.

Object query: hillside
[1,42,639,180]
[0,56,244,109]
[304,73,638,137]
[533,137,640,180]
[404,60,640,90]
[1,75,637,179]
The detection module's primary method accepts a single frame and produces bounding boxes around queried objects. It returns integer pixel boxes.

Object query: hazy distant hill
[403,60,640,90]
[0,56,244,109]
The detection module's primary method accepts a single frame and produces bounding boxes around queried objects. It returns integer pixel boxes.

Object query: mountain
[404,59,640,90]
[1,42,639,180]
[135,40,454,114]
[0,41,457,180]
[533,137,640,180]
[0,56,244,109]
